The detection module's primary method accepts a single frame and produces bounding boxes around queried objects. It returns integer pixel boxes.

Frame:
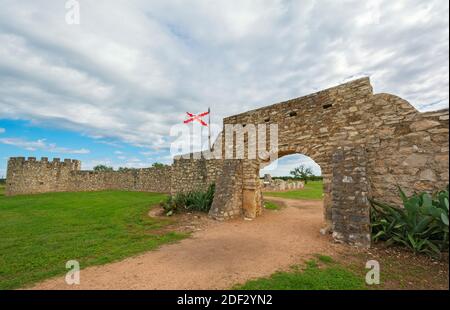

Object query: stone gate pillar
[241,160,263,218]
[331,146,371,247]
[209,160,244,220]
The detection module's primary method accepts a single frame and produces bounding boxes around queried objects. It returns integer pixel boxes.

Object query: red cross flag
[183,108,212,151]
[184,110,209,126]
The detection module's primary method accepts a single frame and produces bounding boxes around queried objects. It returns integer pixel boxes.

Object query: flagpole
[208,107,211,151]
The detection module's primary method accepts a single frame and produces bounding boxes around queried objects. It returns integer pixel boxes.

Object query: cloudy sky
[0,0,448,177]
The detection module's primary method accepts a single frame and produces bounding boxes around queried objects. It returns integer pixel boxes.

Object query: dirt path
[30,198,346,290]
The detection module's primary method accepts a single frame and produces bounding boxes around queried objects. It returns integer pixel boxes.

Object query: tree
[290,165,314,184]
[152,162,166,168]
[117,167,137,172]
[93,165,114,172]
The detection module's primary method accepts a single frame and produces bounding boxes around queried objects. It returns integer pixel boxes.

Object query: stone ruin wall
[5,157,172,196]
[213,78,448,219]
[192,78,448,245]
[169,157,224,195]
[5,155,223,197]
[5,157,81,195]
[364,96,449,205]
[260,174,305,192]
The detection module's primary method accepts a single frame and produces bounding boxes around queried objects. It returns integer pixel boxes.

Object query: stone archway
[243,148,332,227]
[258,151,326,218]
[203,77,449,247]
[231,147,371,247]
[208,78,376,246]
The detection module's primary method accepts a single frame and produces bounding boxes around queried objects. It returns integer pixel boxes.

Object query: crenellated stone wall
[5,157,81,195]
[5,157,172,196]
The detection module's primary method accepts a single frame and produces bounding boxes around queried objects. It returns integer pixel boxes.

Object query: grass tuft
[264,201,281,210]
[315,254,334,264]
[264,181,323,200]
[234,258,366,290]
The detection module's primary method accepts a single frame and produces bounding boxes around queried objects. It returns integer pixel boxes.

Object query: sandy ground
[30,198,346,290]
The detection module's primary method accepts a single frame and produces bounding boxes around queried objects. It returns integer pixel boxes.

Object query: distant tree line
[93,162,167,172]
[93,165,114,172]
[271,175,323,182]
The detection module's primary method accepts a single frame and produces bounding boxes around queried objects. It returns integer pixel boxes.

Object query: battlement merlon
[7,157,81,170]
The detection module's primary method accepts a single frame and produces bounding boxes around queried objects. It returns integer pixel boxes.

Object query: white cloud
[0,0,447,154]
[0,137,90,154]
[81,158,113,170]
[260,154,322,177]
[140,151,154,156]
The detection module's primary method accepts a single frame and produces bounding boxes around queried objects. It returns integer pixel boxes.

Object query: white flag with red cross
[183,110,209,127]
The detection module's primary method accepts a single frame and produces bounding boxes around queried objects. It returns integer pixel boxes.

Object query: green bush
[370,186,449,258]
[161,184,215,216]
[160,196,179,216]
[93,165,114,172]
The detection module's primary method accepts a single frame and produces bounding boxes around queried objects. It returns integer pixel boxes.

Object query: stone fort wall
[5,157,173,196]
[170,157,224,195]
[5,155,224,197]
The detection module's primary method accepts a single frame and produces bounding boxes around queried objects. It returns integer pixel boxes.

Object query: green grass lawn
[264,180,323,200]
[0,190,185,289]
[234,255,366,290]
[263,201,281,210]
[0,184,5,196]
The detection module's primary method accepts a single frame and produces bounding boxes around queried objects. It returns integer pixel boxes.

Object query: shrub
[160,196,177,216]
[370,186,449,258]
[93,165,114,172]
[160,184,215,216]
[117,167,137,172]
[152,162,166,168]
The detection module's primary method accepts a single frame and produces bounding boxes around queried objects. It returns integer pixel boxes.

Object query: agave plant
[160,184,215,216]
[370,186,449,258]
[184,184,215,212]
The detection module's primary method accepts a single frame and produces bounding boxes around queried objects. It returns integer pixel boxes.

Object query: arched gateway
[173,77,449,247]
[6,78,449,247]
